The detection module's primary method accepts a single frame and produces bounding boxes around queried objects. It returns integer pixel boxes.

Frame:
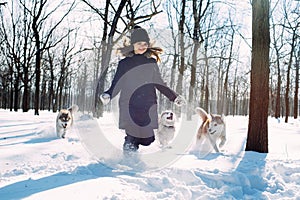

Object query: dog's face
[58,110,72,129]
[207,115,225,136]
[160,111,175,127]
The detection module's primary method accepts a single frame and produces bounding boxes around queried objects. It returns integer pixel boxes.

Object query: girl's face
[133,41,148,54]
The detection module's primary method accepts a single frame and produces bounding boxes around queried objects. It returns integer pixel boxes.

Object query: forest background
[0,0,299,124]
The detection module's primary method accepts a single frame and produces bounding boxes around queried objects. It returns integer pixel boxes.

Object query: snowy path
[1,110,300,199]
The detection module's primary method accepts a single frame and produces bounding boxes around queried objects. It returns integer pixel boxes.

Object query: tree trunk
[187,0,201,120]
[9,71,13,111]
[58,70,65,111]
[223,30,234,115]
[285,60,291,122]
[175,0,186,117]
[165,54,177,111]
[294,50,299,119]
[232,67,238,116]
[275,67,281,118]
[13,71,20,112]
[94,0,110,117]
[170,54,178,96]
[271,14,284,119]
[274,40,282,119]
[217,57,223,114]
[32,1,45,116]
[94,0,126,118]
[187,42,199,120]
[40,73,47,110]
[246,0,270,153]
[33,47,41,116]
[22,65,30,112]
[47,49,55,112]
[22,4,30,112]
[285,33,296,122]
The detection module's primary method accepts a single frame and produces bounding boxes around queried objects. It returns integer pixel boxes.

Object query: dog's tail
[195,107,209,121]
[68,104,79,114]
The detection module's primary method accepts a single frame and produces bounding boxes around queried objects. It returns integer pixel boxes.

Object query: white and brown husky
[56,105,79,138]
[195,107,226,152]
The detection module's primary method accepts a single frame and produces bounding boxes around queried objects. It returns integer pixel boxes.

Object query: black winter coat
[104,54,178,138]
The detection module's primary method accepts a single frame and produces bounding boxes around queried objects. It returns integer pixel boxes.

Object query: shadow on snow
[0,162,135,199]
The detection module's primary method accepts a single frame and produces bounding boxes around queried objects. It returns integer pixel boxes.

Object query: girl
[100,26,185,154]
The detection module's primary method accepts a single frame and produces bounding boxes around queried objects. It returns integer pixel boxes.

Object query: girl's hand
[100,93,111,105]
[174,95,186,106]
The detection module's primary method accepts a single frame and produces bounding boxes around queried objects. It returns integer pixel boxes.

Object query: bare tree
[186,0,209,120]
[46,45,76,112]
[163,0,242,116]
[21,3,35,112]
[294,47,299,119]
[31,0,45,115]
[246,0,270,153]
[94,0,127,117]
[164,0,179,110]
[222,19,235,115]
[21,0,76,115]
[81,0,163,117]
[283,30,296,122]
[0,1,24,112]
[232,66,238,116]
[270,11,285,119]
[282,1,300,122]
[175,0,186,110]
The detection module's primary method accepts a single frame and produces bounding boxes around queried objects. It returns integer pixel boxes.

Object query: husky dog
[195,107,226,152]
[56,105,79,138]
[157,110,176,148]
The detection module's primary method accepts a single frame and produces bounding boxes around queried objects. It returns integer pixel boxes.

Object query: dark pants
[123,134,155,152]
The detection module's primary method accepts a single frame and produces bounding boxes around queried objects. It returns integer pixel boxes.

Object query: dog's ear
[221,114,225,122]
[195,107,209,121]
[68,105,79,114]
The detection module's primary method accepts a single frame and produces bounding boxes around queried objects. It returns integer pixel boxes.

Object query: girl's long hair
[117,38,163,62]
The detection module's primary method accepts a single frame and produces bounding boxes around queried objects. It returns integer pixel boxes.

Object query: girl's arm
[104,62,124,99]
[152,63,178,101]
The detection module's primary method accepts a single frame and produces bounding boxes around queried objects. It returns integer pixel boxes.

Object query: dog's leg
[61,129,66,139]
[196,128,203,140]
[219,135,226,148]
[163,140,172,149]
[161,139,167,148]
[207,134,220,153]
[56,127,61,138]
[56,127,66,139]
[219,128,226,148]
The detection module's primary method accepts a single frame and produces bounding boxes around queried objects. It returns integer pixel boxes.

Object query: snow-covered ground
[1,109,300,200]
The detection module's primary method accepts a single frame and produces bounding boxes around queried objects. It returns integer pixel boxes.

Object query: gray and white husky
[195,107,226,152]
[157,110,176,148]
[56,105,79,138]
